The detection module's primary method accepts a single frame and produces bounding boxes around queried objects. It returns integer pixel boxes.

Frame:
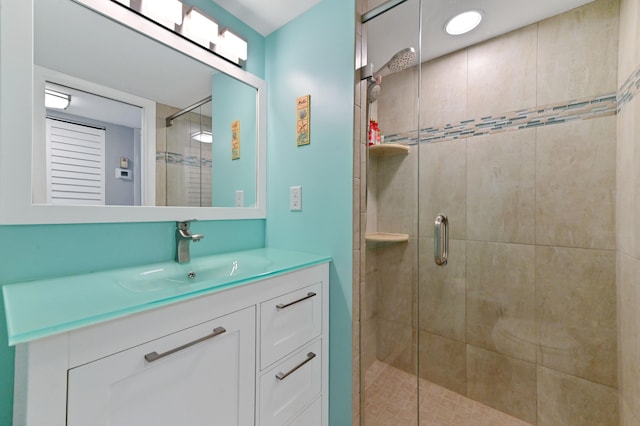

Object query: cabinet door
[67,307,255,426]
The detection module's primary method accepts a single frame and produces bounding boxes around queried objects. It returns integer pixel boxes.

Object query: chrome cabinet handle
[276,292,317,310]
[275,352,317,380]
[434,214,449,266]
[144,326,226,363]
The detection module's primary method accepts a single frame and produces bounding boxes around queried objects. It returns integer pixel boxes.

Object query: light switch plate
[290,186,302,211]
[235,190,244,207]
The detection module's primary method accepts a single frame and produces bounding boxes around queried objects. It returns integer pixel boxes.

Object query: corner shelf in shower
[368,143,410,157]
[365,232,409,244]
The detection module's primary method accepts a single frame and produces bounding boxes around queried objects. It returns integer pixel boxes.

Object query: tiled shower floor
[363,360,533,426]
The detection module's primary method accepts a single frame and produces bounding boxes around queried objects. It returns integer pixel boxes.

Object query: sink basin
[118,253,274,293]
[3,247,332,345]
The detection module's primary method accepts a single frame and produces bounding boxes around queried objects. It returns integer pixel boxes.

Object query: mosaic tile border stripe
[383,93,618,145]
[618,65,640,111]
[383,63,640,146]
[156,151,212,167]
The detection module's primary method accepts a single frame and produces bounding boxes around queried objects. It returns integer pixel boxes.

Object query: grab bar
[434,214,448,266]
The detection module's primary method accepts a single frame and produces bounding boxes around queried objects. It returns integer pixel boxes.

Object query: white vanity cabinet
[12,262,329,426]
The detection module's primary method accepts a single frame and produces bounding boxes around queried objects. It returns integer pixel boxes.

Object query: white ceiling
[211,0,594,70]
[367,0,595,71]
[212,0,322,36]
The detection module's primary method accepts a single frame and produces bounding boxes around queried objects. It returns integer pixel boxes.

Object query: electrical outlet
[290,186,302,211]
[235,190,244,207]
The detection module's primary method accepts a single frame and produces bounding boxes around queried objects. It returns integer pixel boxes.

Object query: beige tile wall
[536,118,616,250]
[363,0,622,425]
[616,0,640,425]
[467,24,537,118]
[467,130,536,244]
[537,366,619,426]
[467,346,537,424]
[537,0,619,106]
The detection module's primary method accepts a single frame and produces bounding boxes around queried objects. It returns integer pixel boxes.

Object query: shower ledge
[368,143,410,157]
[365,232,409,244]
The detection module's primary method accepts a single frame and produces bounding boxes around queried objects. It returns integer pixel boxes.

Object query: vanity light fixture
[182,7,219,48]
[45,89,71,110]
[216,29,248,63]
[112,0,249,67]
[192,130,213,143]
[139,0,183,30]
[445,10,483,35]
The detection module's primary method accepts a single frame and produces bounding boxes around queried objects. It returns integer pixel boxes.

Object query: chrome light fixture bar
[112,0,248,67]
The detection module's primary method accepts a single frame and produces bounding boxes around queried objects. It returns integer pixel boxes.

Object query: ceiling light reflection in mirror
[45,89,71,110]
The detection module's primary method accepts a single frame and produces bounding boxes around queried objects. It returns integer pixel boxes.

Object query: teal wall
[265,0,355,423]
[212,72,258,207]
[1,0,356,424]
[182,0,265,78]
[0,220,265,424]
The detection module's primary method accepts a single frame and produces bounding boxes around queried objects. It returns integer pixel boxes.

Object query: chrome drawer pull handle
[275,352,317,380]
[144,326,226,363]
[276,292,317,310]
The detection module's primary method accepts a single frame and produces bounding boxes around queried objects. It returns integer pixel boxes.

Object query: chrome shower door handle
[434,214,449,266]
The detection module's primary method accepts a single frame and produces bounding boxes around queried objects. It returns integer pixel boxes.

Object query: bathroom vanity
[4,248,330,426]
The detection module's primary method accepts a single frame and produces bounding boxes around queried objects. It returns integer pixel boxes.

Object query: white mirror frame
[0,0,267,224]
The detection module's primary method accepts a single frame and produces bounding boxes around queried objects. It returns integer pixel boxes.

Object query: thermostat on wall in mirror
[115,168,132,180]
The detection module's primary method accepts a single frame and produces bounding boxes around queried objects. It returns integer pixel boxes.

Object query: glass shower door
[360,0,421,424]
[414,1,619,425]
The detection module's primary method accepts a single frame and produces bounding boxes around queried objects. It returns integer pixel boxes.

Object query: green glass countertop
[3,248,331,346]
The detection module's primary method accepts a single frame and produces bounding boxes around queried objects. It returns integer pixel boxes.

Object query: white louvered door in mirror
[45,118,105,205]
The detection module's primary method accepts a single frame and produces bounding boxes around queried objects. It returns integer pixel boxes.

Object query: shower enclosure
[156,98,213,207]
[357,0,621,424]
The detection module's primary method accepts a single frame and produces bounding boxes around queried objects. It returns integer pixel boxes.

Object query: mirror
[0,0,266,223]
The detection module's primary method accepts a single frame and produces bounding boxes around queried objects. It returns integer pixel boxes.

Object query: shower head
[367,81,381,104]
[373,47,417,78]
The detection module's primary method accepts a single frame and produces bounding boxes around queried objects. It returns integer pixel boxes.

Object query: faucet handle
[177,219,197,230]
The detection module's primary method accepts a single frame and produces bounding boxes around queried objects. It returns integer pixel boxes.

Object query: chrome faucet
[175,220,204,263]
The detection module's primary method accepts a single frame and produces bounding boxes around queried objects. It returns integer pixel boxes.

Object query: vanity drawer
[259,339,322,426]
[288,396,322,426]
[260,282,322,369]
